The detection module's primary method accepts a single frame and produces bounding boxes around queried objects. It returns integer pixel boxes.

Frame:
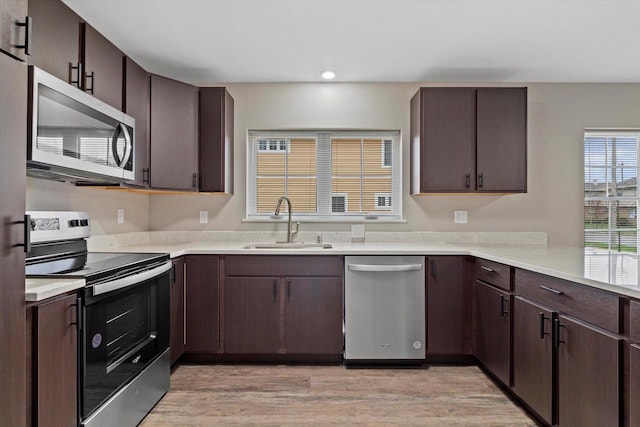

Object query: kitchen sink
[242,242,333,249]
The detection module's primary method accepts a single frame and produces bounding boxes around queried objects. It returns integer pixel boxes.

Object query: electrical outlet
[117,209,124,224]
[454,210,468,224]
[351,224,365,241]
[199,210,208,224]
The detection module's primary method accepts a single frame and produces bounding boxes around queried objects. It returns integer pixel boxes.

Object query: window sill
[242,215,407,224]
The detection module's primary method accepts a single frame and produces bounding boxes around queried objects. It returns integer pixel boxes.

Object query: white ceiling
[62,0,640,84]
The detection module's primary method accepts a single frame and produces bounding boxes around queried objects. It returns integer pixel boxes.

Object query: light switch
[454,210,468,224]
[117,209,124,224]
[199,210,208,224]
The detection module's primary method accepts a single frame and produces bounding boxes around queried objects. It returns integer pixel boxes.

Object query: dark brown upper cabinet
[410,86,527,194]
[0,0,29,61]
[199,87,234,193]
[81,23,123,109]
[149,74,199,191]
[123,56,150,187]
[28,0,82,85]
[29,0,124,109]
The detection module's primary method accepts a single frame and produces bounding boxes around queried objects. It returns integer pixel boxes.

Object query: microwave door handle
[111,123,132,168]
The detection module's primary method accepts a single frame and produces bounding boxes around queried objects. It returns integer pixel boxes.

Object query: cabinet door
[285,277,342,354]
[123,57,150,187]
[199,87,233,193]
[512,297,554,425]
[476,88,527,192]
[224,277,280,354]
[170,258,185,364]
[28,0,81,85]
[82,23,123,109]
[557,314,620,427]
[427,256,468,355]
[474,280,511,386]
[185,256,219,353]
[631,344,640,427]
[35,294,78,426]
[150,74,198,190]
[421,87,476,192]
[0,0,28,61]
[0,52,26,427]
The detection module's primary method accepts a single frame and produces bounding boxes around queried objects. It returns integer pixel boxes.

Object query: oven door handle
[92,261,172,296]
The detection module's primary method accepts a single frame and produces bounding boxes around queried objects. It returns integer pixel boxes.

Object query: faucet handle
[291,221,301,240]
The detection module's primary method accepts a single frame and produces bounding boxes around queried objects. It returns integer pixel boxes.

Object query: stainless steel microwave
[27,66,135,183]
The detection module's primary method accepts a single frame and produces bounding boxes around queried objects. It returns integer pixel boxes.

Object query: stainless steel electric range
[25,211,171,427]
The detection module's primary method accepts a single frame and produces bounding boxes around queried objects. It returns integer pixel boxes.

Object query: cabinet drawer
[515,269,620,333]
[225,255,343,277]
[631,300,640,342]
[475,259,511,290]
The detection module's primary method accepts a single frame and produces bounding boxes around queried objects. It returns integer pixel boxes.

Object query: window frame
[245,129,404,223]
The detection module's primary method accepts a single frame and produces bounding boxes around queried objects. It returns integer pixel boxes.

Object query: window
[584,130,640,253]
[375,193,392,209]
[331,194,348,213]
[258,138,288,153]
[382,140,392,168]
[247,130,402,221]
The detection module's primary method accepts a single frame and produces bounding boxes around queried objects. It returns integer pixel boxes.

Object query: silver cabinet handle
[92,261,172,296]
[348,263,423,272]
[480,266,495,272]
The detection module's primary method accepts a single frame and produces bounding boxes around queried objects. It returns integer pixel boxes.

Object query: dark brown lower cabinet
[223,255,343,357]
[224,277,280,354]
[284,277,343,354]
[170,257,185,364]
[631,344,640,427]
[474,280,511,386]
[427,256,468,355]
[33,294,78,426]
[184,255,220,354]
[557,314,620,427]
[512,297,554,425]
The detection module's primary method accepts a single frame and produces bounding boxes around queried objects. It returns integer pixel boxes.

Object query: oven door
[80,262,170,420]
[28,66,135,182]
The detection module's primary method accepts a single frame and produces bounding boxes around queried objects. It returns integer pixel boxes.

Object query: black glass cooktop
[26,252,169,283]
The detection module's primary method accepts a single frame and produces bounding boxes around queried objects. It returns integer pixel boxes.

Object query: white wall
[26,82,640,245]
[148,82,640,245]
[26,178,150,235]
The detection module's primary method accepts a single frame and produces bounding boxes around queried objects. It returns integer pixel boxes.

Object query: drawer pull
[480,266,495,273]
[540,285,564,295]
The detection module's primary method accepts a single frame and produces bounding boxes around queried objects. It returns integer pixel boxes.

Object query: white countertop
[94,241,640,298]
[26,277,86,302]
[25,236,640,301]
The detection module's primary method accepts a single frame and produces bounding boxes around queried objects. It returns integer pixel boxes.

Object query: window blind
[584,130,640,253]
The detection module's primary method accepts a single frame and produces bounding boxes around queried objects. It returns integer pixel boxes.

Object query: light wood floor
[141,364,538,426]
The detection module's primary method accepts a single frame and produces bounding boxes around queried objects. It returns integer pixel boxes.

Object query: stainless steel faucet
[274,196,300,243]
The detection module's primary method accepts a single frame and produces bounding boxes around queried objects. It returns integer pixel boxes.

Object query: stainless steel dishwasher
[344,255,426,362]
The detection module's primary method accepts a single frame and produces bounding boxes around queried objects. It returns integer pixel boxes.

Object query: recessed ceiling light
[322,71,336,80]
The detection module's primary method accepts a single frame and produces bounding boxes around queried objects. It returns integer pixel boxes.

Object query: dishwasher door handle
[347,263,423,272]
